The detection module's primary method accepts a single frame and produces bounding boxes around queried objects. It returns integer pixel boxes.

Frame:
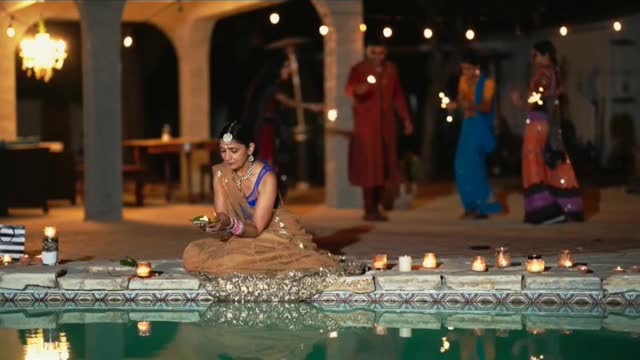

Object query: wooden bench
[75,164,146,206]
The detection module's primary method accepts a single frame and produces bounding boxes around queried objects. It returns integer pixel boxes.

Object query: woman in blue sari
[448,51,503,219]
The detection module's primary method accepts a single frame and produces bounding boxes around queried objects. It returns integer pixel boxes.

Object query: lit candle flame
[44,227,57,238]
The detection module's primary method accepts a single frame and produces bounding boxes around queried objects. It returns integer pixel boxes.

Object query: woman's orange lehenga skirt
[522,112,584,224]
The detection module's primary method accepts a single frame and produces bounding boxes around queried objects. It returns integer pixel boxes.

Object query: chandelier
[19,21,67,83]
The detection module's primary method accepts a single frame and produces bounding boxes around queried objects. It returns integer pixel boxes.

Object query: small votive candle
[557,250,574,268]
[2,254,12,265]
[422,252,438,269]
[527,255,545,273]
[374,325,387,336]
[137,321,152,337]
[471,256,487,272]
[399,328,412,338]
[613,266,626,274]
[576,265,590,274]
[398,255,412,272]
[136,261,153,278]
[373,254,387,270]
[495,247,511,268]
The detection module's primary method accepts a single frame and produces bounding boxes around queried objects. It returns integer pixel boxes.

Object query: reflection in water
[0,304,638,359]
[137,321,152,337]
[23,329,70,360]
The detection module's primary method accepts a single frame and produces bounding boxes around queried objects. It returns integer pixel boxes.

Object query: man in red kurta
[345,43,413,221]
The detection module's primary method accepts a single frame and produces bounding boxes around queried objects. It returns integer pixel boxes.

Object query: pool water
[0,307,638,360]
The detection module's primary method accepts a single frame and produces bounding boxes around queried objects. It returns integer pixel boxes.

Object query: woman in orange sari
[522,41,584,224]
[183,121,338,275]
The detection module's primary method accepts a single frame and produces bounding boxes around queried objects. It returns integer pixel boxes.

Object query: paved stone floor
[0,180,638,263]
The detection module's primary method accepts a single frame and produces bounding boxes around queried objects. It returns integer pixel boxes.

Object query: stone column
[0,23,19,141]
[77,0,125,221]
[173,18,215,199]
[313,0,363,208]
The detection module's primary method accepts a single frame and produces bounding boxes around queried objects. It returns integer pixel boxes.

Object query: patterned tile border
[0,289,638,311]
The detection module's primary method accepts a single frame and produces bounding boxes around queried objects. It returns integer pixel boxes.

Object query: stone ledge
[525,274,602,291]
[129,311,201,322]
[324,274,375,293]
[603,314,640,332]
[59,311,129,324]
[0,312,57,329]
[58,273,130,291]
[324,310,375,327]
[526,314,602,330]
[445,314,522,330]
[603,274,640,294]
[0,267,59,290]
[129,273,200,290]
[378,312,441,329]
[444,273,522,291]
[375,273,442,291]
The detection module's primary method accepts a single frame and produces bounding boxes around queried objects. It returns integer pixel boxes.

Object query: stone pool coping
[0,256,638,309]
[1,305,639,334]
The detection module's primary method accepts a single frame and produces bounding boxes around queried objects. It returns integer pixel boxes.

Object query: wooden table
[123,138,218,203]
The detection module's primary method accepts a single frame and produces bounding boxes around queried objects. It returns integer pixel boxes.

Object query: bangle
[231,219,245,236]
[225,217,236,231]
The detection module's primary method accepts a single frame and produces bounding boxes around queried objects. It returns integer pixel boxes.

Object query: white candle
[398,255,412,272]
[399,328,412,338]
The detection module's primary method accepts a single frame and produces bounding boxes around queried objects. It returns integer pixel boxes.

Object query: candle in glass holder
[373,254,387,270]
[399,255,412,272]
[526,255,545,273]
[471,256,487,272]
[557,250,574,268]
[495,247,511,268]
[613,266,626,274]
[137,321,152,336]
[422,253,438,269]
[136,261,153,278]
[2,254,12,265]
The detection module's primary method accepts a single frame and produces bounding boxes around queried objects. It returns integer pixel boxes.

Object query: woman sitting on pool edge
[183,120,338,274]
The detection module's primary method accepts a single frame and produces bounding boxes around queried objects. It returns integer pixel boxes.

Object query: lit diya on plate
[191,213,220,229]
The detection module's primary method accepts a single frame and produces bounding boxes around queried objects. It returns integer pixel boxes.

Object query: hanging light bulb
[359,23,367,32]
[319,25,329,36]
[382,26,392,38]
[123,35,133,48]
[613,21,622,32]
[6,17,16,38]
[269,12,280,25]
[465,29,475,40]
[559,26,568,36]
[423,27,433,39]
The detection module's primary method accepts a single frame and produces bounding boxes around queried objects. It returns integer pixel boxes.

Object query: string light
[269,12,280,25]
[327,109,337,122]
[446,115,453,123]
[465,29,475,40]
[559,26,568,36]
[319,25,329,36]
[6,16,15,38]
[423,27,433,39]
[613,21,622,32]
[382,26,392,38]
[123,35,133,48]
[359,23,367,32]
